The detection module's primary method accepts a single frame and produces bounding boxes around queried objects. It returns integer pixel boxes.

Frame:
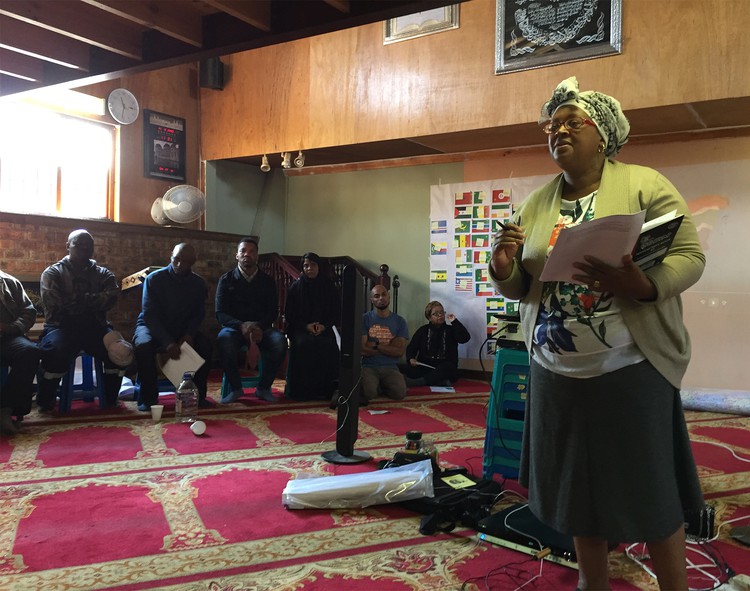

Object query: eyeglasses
[542,117,596,135]
[430,311,445,317]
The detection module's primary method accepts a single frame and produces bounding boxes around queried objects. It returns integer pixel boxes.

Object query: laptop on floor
[475,502,578,569]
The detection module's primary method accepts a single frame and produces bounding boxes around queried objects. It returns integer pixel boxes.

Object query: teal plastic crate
[483,348,529,480]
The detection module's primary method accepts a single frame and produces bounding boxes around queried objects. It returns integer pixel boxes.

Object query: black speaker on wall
[199,57,224,90]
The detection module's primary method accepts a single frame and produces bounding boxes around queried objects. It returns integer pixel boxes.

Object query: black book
[632,209,684,270]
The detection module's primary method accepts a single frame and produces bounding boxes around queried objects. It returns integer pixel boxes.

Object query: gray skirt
[520,359,703,542]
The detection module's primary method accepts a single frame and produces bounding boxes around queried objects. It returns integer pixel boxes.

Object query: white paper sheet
[539,210,647,283]
[415,361,437,369]
[161,342,206,389]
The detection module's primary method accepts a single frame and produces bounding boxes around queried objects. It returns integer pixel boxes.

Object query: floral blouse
[532,192,645,378]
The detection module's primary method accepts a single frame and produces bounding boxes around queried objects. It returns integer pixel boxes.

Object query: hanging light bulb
[260,154,270,172]
[281,152,292,169]
[294,150,305,168]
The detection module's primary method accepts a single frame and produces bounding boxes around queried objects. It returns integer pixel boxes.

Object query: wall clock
[107,88,140,125]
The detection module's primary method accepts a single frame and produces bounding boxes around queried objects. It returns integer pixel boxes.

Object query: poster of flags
[430,177,552,362]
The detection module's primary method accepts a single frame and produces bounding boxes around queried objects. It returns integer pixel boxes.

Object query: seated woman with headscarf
[404,301,470,387]
[284,252,341,401]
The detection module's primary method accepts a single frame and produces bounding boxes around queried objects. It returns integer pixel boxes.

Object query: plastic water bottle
[175,371,198,423]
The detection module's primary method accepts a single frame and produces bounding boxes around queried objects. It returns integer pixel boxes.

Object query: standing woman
[284,252,340,401]
[404,301,470,387]
[489,77,705,591]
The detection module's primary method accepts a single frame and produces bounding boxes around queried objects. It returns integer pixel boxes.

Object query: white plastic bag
[282,459,434,510]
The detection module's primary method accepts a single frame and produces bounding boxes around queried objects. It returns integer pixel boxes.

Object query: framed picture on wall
[495,0,622,74]
[384,5,459,44]
[143,110,186,181]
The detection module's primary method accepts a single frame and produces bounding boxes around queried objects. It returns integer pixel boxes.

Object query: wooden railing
[258,254,397,330]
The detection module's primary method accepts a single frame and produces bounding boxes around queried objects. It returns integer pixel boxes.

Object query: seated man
[37,229,130,412]
[0,269,40,434]
[360,285,409,404]
[215,237,287,404]
[133,243,212,411]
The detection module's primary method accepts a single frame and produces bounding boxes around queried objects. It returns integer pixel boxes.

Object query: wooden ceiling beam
[202,0,271,32]
[0,0,144,60]
[0,14,90,71]
[322,0,350,13]
[80,0,203,47]
[0,48,84,86]
[0,73,41,94]
[0,48,45,81]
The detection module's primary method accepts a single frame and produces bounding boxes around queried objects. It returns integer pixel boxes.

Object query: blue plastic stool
[220,357,263,400]
[58,353,106,412]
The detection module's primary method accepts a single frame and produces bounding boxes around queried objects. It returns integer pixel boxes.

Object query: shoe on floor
[220,389,244,404]
[0,409,19,435]
[137,403,150,412]
[198,398,214,409]
[255,388,280,403]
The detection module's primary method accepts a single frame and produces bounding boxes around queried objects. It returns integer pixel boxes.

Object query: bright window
[0,102,114,219]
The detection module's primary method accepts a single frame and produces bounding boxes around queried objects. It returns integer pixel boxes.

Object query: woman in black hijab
[284,253,340,401]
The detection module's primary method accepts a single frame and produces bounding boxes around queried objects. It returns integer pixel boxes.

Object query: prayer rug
[0,373,747,590]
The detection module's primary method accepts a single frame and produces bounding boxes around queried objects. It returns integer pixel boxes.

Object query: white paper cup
[150,404,164,422]
[190,420,206,436]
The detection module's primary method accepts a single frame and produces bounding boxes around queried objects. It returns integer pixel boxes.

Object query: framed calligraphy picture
[495,0,622,74]
[143,110,186,181]
[384,5,459,44]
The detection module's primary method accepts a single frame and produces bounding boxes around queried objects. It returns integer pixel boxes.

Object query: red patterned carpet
[0,373,748,591]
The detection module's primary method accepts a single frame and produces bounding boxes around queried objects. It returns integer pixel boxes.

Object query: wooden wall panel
[201,41,310,156]
[200,0,750,162]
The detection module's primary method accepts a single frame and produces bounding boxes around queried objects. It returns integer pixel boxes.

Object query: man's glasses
[542,117,596,135]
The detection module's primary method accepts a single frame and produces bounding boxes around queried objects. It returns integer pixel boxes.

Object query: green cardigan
[490,159,705,388]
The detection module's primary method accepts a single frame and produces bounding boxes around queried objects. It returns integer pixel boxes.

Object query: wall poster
[430,176,553,368]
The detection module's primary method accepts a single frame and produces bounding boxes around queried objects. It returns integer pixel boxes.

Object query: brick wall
[0,212,251,344]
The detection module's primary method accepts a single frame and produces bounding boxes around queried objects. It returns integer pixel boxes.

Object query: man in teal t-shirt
[360,285,409,403]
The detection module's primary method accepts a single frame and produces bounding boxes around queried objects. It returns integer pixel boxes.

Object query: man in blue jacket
[133,243,212,411]
[215,237,286,404]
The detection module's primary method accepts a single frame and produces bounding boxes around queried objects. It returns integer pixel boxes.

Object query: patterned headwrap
[540,76,630,157]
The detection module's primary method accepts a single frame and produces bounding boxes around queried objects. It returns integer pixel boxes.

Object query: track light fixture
[260,154,270,172]
[294,150,305,168]
[281,152,292,169]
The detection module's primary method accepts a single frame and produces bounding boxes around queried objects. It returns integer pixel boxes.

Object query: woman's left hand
[446,313,456,322]
[572,254,657,301]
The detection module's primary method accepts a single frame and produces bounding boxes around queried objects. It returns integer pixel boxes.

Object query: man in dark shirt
[133,243,212,411]
[215,237,286,403]
[0,269,39,434]
[37,229,128,411]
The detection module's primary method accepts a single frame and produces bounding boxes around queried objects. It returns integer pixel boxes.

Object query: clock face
[107,88,139,125]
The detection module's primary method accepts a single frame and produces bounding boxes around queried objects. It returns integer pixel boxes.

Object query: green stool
[220,356,263,400]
